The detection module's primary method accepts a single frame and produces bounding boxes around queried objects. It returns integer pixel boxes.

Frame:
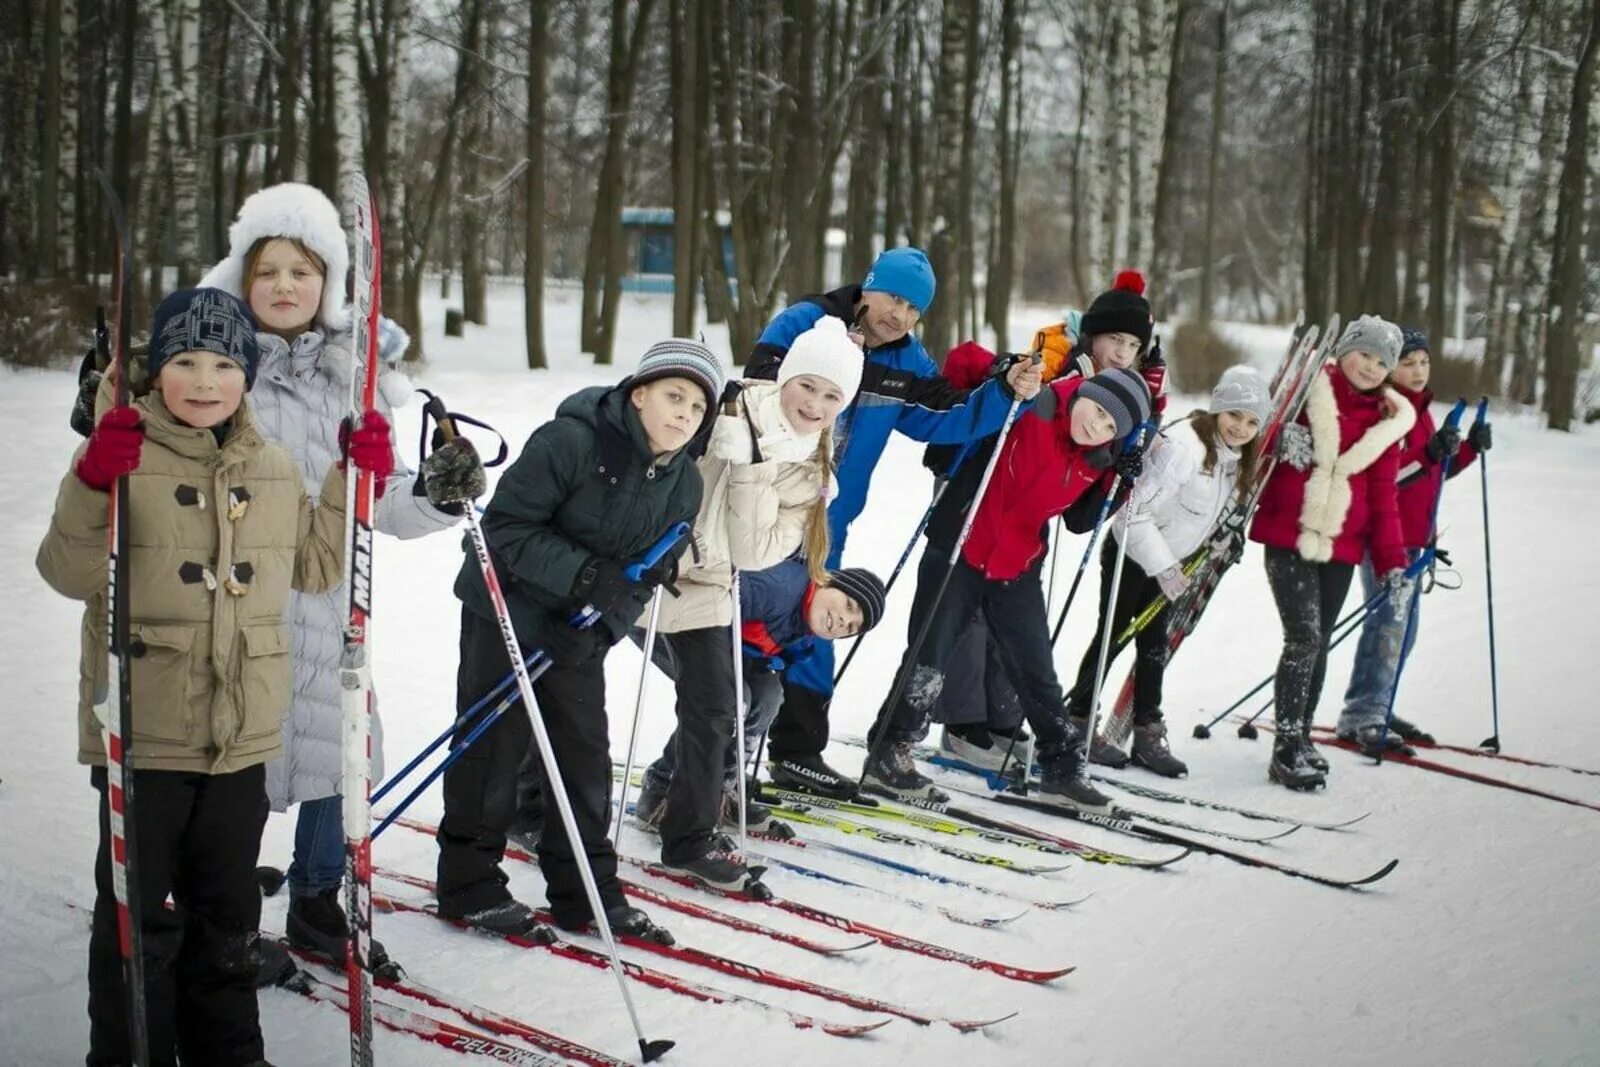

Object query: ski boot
[251,934,300,990]
[940,724,1033,780]
[1300,732,1330,772]
[1340,723,1416,759]
[1386,715,1434,744]
[439,894,554,941]
[1269,733,1326,791]
[720,783,794,840]
[286,886,404,979]
[862,740,950,803]
[1131,721,1188,778]
[585,904,676,945]
[663,843,774,900]
[768,753,859,800]
[1035,751,1115,814]
[1071,714,1131,768]
[635,778,669,827]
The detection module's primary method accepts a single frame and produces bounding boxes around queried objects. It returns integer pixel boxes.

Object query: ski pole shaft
[1080,425,1152,753]
[612,587,664,848]
[833,477,951,688]
[730,571,749,855]
[1476,398,1501,750]
[461,510,673,1061]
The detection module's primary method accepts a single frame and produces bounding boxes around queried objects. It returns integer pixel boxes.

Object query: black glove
[1467,419,1492,452]
[542,621,602,666]
[1425,425,1461,463]
[571,557,633,617]
[1434,546,1453,567]
[637,552,682,597]
[1143,335,1165,368]
[1112,449,1144,482]
[417,435,486,512]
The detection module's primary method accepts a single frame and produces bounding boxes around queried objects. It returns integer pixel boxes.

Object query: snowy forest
[3,0,1599,429]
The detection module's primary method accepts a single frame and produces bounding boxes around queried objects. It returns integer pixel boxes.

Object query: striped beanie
[826,567,887,633]
[1077,366,1152,439]
[631,338,728,414]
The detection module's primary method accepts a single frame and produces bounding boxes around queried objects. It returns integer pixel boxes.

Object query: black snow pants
[1263,545,1355,734]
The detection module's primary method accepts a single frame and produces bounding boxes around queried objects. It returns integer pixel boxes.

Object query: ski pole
[92,168,149,1067]
[611,586,665,848]
[833,443,971,689]
[1044,519,1062,618]
[857,385,1034,793]
[440,413,674,1061]
[1078,426,1153,762]
[1220,545,1442,740]
[730,570,750,855]
[1473,398,1502,752]
[1374,399,1467,762]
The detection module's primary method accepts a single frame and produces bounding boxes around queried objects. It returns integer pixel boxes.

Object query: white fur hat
[777,317,864,400]
[198,182,350,331]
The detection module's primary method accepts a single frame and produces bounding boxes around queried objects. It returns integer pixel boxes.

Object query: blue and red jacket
[738,560,816,670]
[1392,384,1478,549]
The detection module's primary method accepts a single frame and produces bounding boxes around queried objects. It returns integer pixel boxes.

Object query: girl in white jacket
[634,318,862,894]
[1065,365,1271,777]
[197,183,480,970]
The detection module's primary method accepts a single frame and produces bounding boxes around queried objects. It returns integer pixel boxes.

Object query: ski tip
[1348,858,1401,888]
[1260,822,1303,843]
[823,1017,895,1037]
[950,1010,1020,1033]
[1320,811,1372,831]
[640,1037,676,1062]
[829,937,880,954]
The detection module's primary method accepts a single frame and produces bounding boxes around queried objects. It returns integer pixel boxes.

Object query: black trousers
[437,607,624,928]
[87,763,268,1067]
[638,628,737,862]
[1067,538,1170,726]
[929,615,1027,732]
[1264,545,1355,731]
[767,677,832,763]
[874,547,1076,762]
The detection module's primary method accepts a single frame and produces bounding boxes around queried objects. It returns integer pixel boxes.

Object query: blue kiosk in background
[619,207,735,293]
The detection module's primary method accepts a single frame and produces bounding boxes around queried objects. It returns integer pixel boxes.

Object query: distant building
[620,207,845,292]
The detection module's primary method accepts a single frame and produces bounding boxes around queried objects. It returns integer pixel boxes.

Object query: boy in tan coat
[37,287,392,1067]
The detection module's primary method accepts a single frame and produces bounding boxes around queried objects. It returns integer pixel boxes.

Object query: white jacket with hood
[1115,417,1242,578]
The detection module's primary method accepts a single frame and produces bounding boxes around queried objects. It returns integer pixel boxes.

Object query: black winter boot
[286,888,401,977]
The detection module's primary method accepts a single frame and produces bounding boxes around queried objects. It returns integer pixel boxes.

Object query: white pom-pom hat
[198,182,350,331]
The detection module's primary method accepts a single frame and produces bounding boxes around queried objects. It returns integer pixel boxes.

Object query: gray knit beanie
[1334,315,1404,369]
[1209,365,1273,423]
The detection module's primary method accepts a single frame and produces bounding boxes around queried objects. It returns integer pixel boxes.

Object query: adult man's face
[855,290,921,348]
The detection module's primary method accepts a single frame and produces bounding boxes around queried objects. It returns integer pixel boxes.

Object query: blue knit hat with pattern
[862,247,936,314]
[149,287,261,388]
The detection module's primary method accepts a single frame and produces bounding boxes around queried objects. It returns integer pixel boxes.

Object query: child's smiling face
[631,377,708,455]
[154,351,247,429]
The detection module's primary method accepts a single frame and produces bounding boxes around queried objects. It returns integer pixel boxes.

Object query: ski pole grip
[626,521,690,583]
[1473,395,1489,428]
[1443,398,1467,431]
[425,393,460,443]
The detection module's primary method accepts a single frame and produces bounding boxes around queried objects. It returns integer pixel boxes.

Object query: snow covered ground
[3,281,1597,1066]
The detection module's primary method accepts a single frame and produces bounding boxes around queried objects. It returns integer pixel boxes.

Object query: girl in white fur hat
[629,317,861,894]
[198,182,483,973]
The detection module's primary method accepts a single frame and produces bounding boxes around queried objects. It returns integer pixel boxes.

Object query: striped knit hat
[631,338,727,415]
[1077,366,1152,439]
[826,567,887,633]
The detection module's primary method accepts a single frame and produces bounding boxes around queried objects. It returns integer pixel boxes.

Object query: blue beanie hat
[149,288,261,388]
[862,247,936,314]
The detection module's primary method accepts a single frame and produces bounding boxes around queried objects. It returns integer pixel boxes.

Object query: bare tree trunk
[1198,0,1227,325]
[923,0,975,358]
[985,0,1024,351]
[15,8,41,277]
[1425,0,1458,351]
[1129,0,1177,270]
[669,0,702,336]
[1361,0,1401,319]
[1482,20,1541,396]
[525,1,549,369]
[331,0,364,233]
[844,0,890,284]
[459,0,493,326]
[40,0,63,278]
[882,7,912,248]
[1080,8,1109,296]
[1151,0,1191,288]
[1544,0,1600,431]
[581,0,657,364]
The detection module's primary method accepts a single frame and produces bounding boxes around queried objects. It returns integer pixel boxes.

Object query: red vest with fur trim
[1248,363,1414,574]
[960,376,1109,581]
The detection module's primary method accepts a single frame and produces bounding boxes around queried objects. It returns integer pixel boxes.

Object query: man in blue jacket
[746,247,1042,798]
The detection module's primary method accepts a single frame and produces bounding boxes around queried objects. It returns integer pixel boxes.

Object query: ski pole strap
[417,388,510,467]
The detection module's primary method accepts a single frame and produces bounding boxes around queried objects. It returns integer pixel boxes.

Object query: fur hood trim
[1294,366,1416,562]
[198,182,351,332]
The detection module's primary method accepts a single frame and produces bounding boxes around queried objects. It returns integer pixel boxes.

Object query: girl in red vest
[1249,316,1416,790]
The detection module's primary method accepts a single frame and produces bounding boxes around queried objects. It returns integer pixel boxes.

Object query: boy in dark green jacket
[437,340,725,936]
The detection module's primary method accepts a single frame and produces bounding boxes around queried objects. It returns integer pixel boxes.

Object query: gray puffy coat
[251,328,460,809]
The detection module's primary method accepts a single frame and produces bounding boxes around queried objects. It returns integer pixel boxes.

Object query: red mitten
[76,407,145,491]
[342,410,395,496]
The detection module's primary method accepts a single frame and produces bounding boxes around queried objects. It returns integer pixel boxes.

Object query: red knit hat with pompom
[1081,269,1153,349]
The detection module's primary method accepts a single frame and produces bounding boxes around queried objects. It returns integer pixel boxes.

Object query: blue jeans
[287,794,346,898]
[1337,553,1420,733]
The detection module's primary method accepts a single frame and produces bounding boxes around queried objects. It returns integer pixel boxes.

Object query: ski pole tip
[1236,723,1258,740]
[1192,723,1212,740]
[640,1037,676,1062]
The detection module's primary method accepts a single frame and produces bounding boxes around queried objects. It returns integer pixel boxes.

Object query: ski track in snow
[3,283,1597,1066]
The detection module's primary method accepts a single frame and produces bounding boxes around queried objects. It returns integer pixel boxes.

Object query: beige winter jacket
[36,389,347,775]
[656,381,828,634]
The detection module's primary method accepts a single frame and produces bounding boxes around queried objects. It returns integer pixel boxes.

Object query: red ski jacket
[1391,384,1477,549]
[959,375,1113,581]
[1249,363,1415,575]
